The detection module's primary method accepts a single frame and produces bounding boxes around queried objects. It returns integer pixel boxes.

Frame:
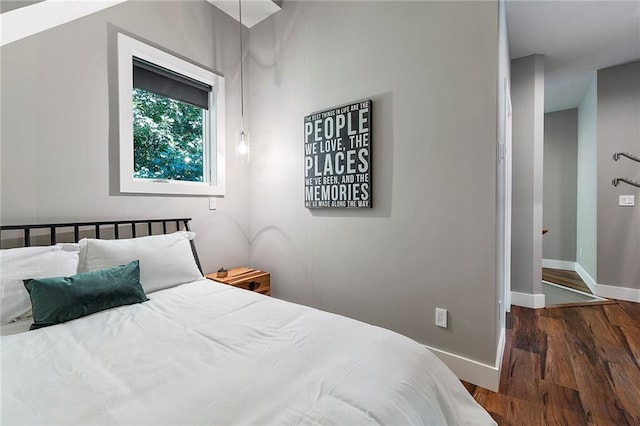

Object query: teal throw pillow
[24,260,148,329]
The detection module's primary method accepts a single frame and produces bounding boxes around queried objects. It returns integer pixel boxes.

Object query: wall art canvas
[304,99,372,208]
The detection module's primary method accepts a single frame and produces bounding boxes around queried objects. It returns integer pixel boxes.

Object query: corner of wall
[425,326,505,392]
[510,54,545,297]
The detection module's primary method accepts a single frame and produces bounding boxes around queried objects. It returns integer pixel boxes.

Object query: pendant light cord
[239,0,245,131]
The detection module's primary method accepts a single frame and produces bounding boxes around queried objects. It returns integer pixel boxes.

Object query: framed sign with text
[304,99,372,208]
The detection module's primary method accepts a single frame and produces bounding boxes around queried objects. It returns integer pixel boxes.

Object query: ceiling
[0,0,281,47]
[506,0,640,113]
[2,0,637,112]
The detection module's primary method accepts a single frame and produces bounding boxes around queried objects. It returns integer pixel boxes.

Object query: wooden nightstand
[205,267,270,296]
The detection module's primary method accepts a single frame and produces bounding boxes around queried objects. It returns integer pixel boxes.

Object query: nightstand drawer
[205,267,270,296]
[232,274,270,295]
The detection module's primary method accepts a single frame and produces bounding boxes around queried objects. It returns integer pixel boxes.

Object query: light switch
[209,197,217,210]
[435,308,448,328]
[619,195,635,207]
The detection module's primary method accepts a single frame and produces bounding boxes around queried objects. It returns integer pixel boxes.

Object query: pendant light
[236,0,250,161]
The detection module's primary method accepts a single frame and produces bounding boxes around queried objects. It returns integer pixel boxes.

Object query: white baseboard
[542,259,576,271]
[424,327,505,392]
[595,283,640,303]
[570,263,639,302]
[511,291,545,309]
[575,263,596,293]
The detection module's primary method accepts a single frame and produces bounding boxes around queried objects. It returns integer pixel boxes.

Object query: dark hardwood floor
[542,268,591,294]
[464,302,640,425]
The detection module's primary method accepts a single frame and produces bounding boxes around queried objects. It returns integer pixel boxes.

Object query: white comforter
[1,279,495,425]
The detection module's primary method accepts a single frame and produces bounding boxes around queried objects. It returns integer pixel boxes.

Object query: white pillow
[78,231,202,294]
[0,244,80,325]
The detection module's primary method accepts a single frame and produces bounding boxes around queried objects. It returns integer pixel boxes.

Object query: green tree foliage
[132,88,204,182]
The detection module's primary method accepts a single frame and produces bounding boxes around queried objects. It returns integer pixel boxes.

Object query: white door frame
[504,80,513,312]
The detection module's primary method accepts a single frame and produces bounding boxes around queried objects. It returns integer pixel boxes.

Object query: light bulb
[238,141,248,155]
[236,130,250,161]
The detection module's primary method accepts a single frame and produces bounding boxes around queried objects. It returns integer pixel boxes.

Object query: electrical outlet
[619,195,635,207]
[435,308,448,328]
[209,197,217,210]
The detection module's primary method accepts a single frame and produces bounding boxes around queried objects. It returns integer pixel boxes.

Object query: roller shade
[133,57,212,110]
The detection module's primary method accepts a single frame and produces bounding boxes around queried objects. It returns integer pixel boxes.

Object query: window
[117,34,225,196]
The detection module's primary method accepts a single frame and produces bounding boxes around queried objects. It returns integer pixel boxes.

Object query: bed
[0,219,495,425]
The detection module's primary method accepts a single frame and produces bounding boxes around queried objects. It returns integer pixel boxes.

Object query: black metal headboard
[0,218,202,273]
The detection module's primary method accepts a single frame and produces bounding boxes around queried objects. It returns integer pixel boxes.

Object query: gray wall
[597,61,640,289]
[0,1,251,274]
[576,77,598,279]
[511,55,544,296]
[543,109,577,262]
[247,1,500,366]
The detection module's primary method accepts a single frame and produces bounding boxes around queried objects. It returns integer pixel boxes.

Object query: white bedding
[1,279,495,425]
[0,317,31,336]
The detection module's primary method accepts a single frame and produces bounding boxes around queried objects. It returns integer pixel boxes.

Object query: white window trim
[117,33,225,196]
